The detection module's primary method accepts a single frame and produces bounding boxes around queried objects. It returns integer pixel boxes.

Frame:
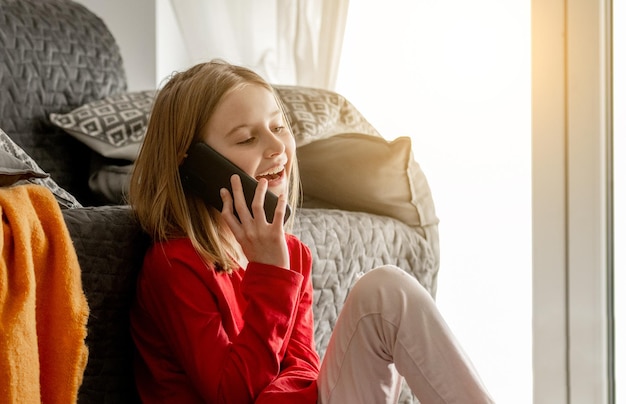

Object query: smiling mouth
[255,166,285,182]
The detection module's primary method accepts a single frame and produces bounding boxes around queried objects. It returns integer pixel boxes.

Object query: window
[613,0,624,400]
[336,1,532,402]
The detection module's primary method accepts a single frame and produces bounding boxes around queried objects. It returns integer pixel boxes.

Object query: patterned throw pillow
[49,90,155,160]
[0,128,82,208]
[274,86,380,146]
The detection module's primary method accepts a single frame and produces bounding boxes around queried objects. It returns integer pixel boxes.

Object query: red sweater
[130,235,320,403]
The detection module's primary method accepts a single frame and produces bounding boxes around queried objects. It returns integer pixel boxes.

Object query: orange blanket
[0,184,89,403]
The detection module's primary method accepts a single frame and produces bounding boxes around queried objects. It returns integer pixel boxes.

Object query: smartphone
[179,142,291,223]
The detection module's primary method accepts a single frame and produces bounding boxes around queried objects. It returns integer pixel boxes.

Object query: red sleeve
[131,238,314,403]
[256,235,320,403]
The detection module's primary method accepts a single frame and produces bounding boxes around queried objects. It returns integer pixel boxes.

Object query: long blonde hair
[129,60,300,273]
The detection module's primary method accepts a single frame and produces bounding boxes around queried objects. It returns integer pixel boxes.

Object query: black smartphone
[179,142,291,223]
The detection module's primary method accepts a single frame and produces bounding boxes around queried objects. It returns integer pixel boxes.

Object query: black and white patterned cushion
[50,91,155,160]
[274,85,380,146]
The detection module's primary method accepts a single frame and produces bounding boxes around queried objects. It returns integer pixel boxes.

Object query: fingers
[251,178,287,227]
[250,177,270,224]
[220,175,289,269]
[221,174,285,225]
[219,186,240,230]
[270,193,288,227]
[229,175,246,217]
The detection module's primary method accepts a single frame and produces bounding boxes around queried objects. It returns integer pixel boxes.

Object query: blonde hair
[129,60,300,273]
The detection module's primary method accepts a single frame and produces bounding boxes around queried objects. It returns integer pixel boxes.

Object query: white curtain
[169,0,349,90]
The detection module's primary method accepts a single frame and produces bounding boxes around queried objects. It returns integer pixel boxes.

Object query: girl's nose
[264,131,286,158]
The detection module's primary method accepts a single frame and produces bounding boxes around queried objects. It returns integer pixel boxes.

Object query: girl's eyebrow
[225,123,250,137]
[225,109,282,137]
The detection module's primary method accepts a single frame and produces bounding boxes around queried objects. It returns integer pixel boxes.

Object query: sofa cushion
[0,128,81,208]
[297,133,439,231]
[62,206,149,404]
[49,91,155,160]
[274,85,380,146]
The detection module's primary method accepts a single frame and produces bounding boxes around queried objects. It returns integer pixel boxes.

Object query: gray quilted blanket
[293,209,436,355]
[64,206,433,403]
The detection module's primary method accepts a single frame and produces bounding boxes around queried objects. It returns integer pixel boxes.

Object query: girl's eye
[237,137,256,145]
[273,126,285,134]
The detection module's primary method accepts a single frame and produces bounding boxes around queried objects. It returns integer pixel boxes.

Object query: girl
[129,60,494,403]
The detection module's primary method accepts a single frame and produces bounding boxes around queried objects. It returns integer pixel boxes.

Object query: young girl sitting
[128,60,494,404]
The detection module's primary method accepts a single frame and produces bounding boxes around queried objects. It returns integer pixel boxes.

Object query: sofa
[0,1,439,403]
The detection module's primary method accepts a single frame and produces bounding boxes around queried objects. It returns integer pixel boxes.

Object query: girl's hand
[220,174,290,270]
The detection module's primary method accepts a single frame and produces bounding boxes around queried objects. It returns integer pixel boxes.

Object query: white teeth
[259,166,283,177]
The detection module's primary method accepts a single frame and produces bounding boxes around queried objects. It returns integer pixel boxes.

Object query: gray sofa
[0,1,439,402]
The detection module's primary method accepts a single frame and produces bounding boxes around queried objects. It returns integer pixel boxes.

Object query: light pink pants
[317,265,495,404]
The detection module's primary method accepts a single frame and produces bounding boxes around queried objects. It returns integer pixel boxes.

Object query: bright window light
[336,1,531,402]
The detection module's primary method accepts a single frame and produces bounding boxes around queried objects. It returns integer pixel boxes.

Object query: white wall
[155,0,191,85]
[74,0,189,91]
[74,0,157,91]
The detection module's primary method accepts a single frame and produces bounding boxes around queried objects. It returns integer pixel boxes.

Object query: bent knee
[351,265,433,306]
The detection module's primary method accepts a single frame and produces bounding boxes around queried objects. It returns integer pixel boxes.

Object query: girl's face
[202,84,295,197]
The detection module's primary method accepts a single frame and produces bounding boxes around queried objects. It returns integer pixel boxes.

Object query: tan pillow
[297,133,438,229]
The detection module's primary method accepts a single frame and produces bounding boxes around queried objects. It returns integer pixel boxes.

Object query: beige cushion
[297,133,438,229]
